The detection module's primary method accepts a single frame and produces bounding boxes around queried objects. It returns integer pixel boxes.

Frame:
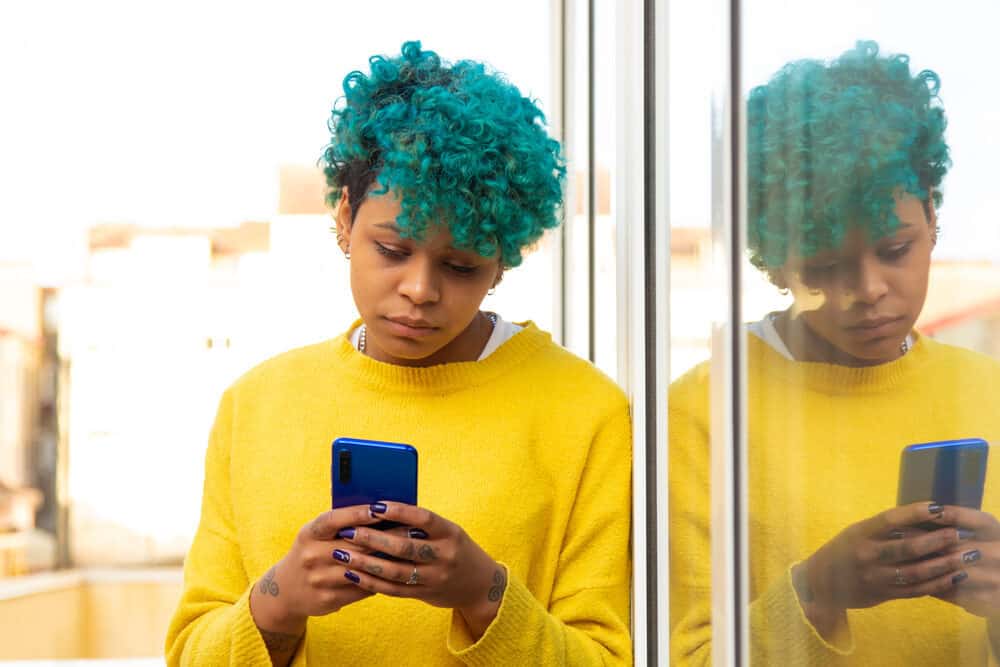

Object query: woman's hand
[794,502,973,639]
[335,501,507,639]
[930,506,1000,617]
[249,505,386,637]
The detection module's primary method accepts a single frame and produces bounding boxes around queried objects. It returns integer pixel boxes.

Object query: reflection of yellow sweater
[670,333,1000,665]
[166,322,632,666]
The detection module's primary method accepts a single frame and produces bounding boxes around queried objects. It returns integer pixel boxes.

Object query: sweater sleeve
[446,406,633,665]
[668,382,854,666]
[165,389,305,667]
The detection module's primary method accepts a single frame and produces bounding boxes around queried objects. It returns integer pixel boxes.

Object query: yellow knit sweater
[670,332,1000,665]
[166,322,632,666]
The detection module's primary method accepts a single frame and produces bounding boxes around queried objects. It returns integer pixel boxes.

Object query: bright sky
[3,0,998,282]
[0,0,552,281]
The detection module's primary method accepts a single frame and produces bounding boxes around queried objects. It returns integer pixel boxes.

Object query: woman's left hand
[335,501,507,637]
[930,505,1000,617]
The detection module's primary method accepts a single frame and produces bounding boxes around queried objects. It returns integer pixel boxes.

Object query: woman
[166,41,632,666]
[670,42,1000,664]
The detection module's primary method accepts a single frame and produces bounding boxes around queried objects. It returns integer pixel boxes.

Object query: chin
[843,338,903,364]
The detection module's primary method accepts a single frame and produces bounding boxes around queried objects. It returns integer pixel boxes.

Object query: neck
[773,309,903,367]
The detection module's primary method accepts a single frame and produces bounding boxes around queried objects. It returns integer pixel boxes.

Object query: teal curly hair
[747,40,951,273]
[321,41,565,268]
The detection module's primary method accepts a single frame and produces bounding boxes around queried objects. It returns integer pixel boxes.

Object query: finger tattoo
[418,544,437,562]
[877,545,896,563]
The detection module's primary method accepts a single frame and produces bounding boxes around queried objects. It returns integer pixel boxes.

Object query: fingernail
[337,528,356,540]
[958,528,975,541]
[408,528,428,539]
[332,549,351,563]
[369,502,388,516]
[962,549,981,564]
[952,571,968,585]
[344,570,360,584]
[928,503,944,515]
[889,529,905,540]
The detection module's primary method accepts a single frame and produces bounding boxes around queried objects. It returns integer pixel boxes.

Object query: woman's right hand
[793,501,975,639]
[249,505,387,635]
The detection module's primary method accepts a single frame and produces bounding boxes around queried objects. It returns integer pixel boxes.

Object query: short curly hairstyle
[747,40,951,272]
[321,41,565,268]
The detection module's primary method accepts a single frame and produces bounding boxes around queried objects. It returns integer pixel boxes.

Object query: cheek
[788,284,829,315]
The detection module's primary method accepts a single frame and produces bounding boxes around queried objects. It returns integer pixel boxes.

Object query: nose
[848,254,889,306]
[397,254,440,305]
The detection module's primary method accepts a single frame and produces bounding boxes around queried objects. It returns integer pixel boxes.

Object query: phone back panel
[897,438,989,509]
[331,437,418,509]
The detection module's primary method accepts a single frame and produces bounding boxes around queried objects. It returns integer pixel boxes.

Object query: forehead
[357,194,478,252]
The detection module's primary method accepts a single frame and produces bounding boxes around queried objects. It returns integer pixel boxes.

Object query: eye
[880,242,912,261]
[445,262,479,276]
[801,262,838,281]
[374,241,407,259]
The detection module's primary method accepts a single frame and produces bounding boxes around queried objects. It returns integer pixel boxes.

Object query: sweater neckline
[749,329,934,395]
[331,319,550,394]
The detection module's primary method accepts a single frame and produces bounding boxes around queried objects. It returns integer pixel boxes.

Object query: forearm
[791,562,849,644]
[449,571,630,665]
[249,567,307,667]
[456,565,507,640]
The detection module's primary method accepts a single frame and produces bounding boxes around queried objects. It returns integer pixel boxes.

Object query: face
[335,190,502,367]
[774,193,936,366]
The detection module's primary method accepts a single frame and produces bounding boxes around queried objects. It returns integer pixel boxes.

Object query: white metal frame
[617,0,670,663]
[709,0,750,663]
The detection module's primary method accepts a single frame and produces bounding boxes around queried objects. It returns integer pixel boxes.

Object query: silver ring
[894,568,907,586]
[405,566,419,585]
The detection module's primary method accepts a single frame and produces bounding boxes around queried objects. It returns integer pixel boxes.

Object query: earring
[487,287,496,296]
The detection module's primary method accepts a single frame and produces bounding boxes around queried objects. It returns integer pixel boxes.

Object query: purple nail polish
[344,570,360,584]
[333,549,351,563]
[928,503,944,515]
[958,528,975,541]
[962,549,981,564]
[370,502,388,515]
[952,571,968,585]
[337,528,356,540]
[408,528,428,539]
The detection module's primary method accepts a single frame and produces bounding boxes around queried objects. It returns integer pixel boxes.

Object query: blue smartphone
[331,437,418,531]
[897,438,989,513]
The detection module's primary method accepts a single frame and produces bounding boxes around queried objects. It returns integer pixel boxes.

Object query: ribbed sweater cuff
[752,565,854,665]
[230,586,283,666]
[447,564,542,665]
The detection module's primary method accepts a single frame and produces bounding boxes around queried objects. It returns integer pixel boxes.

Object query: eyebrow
[371,221,479,256]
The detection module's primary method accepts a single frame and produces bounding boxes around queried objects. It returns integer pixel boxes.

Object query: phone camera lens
[339,451,351,483]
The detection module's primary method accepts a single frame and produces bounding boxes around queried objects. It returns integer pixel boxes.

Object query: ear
[925,187,939,245]
[492,266,505,289]
[334,186,353,256]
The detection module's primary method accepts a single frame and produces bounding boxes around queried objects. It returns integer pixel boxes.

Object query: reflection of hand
[929,506,1000,617]
[249,506,385,654]
[794,502,970,639]
[336,502,507,639]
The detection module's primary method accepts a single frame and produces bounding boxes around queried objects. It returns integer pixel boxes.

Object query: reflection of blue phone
[331,437,418,531]
[897,439,989,512]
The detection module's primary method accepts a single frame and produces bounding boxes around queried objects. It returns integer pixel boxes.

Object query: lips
[383,316,439,338]
[845,315,904,338]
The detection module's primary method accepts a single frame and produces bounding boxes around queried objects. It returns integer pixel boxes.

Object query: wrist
[457,562,506,639]
[792,561,846,640]
[249,572,307,636]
